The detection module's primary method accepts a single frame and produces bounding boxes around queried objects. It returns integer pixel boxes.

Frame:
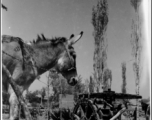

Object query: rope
[2,51,50,71]
[37,79,47,85]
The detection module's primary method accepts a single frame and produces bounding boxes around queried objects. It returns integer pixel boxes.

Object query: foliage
[84,79,90,93]
[49,70,85,104]
[2,92,9,105]
[73,75,85,101]
[25,87,47,107]
[51,108,72,120]
[92,0,109,92]
[121,62,127,94]
[25,90,40,105]
[130,0,142,95]
[102,68,112,91]
[130,0,142,118]
[49,73,68,102]
[40,87,46,100]
[130,0,141,11]
[92,0,108,35]
[89,76,95,93]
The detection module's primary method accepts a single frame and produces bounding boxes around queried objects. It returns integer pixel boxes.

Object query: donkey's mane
[30,34,67,45]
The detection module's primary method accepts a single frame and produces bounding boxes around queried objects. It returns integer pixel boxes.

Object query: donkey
[2,31,83,120]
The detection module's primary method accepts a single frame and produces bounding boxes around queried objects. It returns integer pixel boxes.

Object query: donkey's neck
[31,44,63,75]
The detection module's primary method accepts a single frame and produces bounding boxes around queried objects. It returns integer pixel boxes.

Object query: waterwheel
[73,99,100,120]
[73,98,115,120]
[73,90,142,120]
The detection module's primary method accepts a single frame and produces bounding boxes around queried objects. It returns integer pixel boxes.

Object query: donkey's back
[2,35,27,92]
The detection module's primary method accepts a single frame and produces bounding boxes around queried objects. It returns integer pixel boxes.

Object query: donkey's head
[55,31,83,86]
[31,31,83,86]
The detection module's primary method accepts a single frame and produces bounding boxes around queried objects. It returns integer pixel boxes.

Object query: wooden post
[19,104,21,120]
[47,74,50,120]
[2,64,32,120]
[110,107,126,120]
[60,79,62,120]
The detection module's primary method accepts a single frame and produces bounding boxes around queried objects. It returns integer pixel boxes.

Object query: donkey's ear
[68,31,83,45]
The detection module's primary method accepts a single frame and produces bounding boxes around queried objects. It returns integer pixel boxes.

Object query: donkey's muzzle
[68,77,78,86]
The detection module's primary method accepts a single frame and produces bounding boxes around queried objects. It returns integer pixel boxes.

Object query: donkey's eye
[68,45,74,49]
[72,53,76,59]
[69,50,76,56]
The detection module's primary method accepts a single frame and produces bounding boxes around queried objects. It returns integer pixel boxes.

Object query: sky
[2,0,150,98]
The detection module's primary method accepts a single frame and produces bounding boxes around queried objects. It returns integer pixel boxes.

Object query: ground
[3,113,147,120]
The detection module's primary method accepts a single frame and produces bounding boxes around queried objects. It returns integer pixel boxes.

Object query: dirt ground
[2,114,47,120]
[3,113,147,120]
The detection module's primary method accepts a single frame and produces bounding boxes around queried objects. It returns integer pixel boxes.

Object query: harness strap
[17,38,26,70]
[2,51,48,71]
[2,51,38,76]
[63,43,76,71]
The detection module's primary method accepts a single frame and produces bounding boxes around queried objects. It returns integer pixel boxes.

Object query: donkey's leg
[2,68,19,120]
[9,85,25,120]
[8,64,23,120]
[9,89,19,120]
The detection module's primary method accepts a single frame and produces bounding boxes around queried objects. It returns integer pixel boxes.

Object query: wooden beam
[2,64,32,120]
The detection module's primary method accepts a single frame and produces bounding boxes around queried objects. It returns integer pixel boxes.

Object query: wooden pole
[110,107,126,120]
[60,79,62,120]
[2,64,32,120]
[47,74,50,120]
[19,104,21,120]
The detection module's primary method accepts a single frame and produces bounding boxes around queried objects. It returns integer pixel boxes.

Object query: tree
[102,68,112,91]
[49,69,85,104]
[25,90,41,106]
[130,0,142,119]
[2,92,9,105]
[89,76,95,93]
[49,70,61,102]
[92,0,109,92]
[39,87,46,105]
[130,0,142,96]
[73,75,85,102]
[84,79,90,93]
[121,62,127,94]
[130,0,141,12]
[41,87,46,100]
